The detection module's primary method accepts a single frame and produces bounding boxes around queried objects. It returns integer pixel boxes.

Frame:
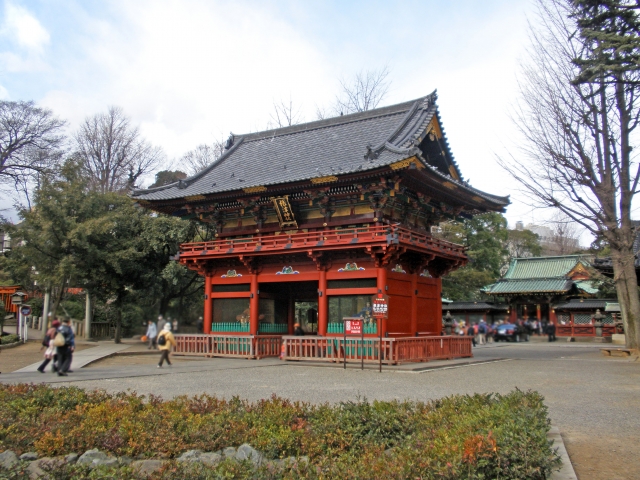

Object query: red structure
[0,285,26,317]
[133,93,508,361]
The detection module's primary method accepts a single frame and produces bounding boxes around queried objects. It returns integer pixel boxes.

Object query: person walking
[466,323,477,347]
[546,321,557,342]
[146,320,157,349]
[157,323,176,368]
[56,318,75,376]
[157,315,166,333]
[478,320,487,345]
[172,319,178,334]
[37,319,60,373]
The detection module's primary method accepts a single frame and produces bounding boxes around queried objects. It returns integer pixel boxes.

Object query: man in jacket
[57,317,75,376]
[157,323,176,368]
[146,320,157,349]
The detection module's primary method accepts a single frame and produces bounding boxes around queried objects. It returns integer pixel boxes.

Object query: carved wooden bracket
[238,255,261,274]
[307,251,332,271]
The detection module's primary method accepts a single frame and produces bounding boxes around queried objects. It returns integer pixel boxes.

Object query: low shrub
[0,385,560,479]
[0,334,19,345]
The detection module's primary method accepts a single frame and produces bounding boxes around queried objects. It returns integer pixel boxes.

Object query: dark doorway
[259,281,318,334]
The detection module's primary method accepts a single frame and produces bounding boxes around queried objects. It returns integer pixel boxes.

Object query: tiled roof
[131,92,509,207]
[575,280,599,295]
[502,255,589,279]
[554,299,614,310]
[443,302,509,312]
[486,278,574,295]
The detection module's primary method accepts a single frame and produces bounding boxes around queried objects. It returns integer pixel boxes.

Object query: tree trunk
[50,282,66,319]
[611,247,640,350]
[114,296,122,344]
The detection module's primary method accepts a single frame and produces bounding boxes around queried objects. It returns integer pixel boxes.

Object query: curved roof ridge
[239,95,431,143]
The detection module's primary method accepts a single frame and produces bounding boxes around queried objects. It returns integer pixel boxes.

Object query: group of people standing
[145,315,176,367]
[38,317,75,376]
[452,318,558,346]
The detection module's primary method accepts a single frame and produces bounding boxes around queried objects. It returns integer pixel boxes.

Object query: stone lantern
[593,309,605,338]
[443,311,454,335]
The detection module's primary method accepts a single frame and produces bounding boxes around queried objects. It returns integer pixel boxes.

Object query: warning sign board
[344,319,363,335]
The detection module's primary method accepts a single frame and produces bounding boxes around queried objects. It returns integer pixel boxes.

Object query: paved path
[14,343,131,372]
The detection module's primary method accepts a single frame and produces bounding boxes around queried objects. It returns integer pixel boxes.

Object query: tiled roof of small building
[483,255,595,295]
[502,255,589,279]
[131,92,509,207]
[485,278,574,295]
[443,302,509,312]
[554,298,614,310]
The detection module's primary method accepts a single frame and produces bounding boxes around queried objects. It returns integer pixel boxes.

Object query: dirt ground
[564,433,640,480]
[0,341,91,373]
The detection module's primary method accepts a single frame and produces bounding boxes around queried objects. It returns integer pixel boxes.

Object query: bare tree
[334,66,391,114]
[549,213,581,255]
[498,1,640,348]
[74,107,163,193]
[0,100,65,195]
[270,97,303,128]
[180,142,225,176]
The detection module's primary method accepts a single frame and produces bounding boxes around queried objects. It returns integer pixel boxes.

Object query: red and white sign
[345,319,363,335]
[372,297,388,318]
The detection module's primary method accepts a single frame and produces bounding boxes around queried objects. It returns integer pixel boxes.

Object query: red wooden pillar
[510,304,517,322]
[204,274,212,334]
[377,266,387,335]
[318,269,328,336]
[536,304,541,321]
[410,273,418,335]
[250,274,259,335]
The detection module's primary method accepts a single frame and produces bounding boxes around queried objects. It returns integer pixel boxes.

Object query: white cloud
[2,2,50,51]
[40,0,336,160]
[0,1,50,72]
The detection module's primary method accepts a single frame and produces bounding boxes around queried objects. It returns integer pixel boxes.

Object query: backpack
[157,334,167,346]
[478,324,487,334]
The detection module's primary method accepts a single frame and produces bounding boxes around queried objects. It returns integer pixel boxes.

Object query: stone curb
[0,342,21,351]
[548,426,577,480]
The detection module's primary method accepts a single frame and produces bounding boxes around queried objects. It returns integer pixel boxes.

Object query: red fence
[556,325,616,337]
[173,334,282,359]
[281,335,472,364]
[174,334,473,364]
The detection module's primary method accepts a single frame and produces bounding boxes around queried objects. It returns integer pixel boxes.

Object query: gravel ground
[5,342,639,479]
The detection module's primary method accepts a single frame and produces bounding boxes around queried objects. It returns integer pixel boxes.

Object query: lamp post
[443,311,454,336]
[593,309,605,338]
[10,292,26,339]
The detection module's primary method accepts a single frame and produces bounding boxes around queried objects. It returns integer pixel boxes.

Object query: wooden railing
[173,334,472,363]
[281,335,472,364]
[173,334,282,359]
[178,226,466,260]
[91,322,112,339]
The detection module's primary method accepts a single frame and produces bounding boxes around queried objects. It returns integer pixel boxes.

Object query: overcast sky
[1,0,573,238]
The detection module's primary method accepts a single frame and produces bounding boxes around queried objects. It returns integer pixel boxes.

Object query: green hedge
[0,334,19,345]
[0,385,560,479]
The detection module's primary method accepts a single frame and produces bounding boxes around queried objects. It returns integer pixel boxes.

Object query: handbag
[53,332,66,347]
[44,346,55,359]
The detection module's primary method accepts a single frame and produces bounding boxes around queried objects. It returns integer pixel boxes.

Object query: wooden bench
[601,348,634,357]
